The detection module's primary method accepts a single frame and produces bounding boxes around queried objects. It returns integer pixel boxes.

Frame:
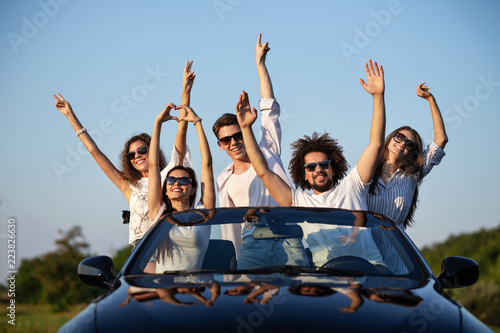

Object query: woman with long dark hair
[367,83,448,229]
[148,103,215,272]
[367,83,448,274]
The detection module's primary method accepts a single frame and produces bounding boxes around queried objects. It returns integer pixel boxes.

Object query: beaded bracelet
[75,128,87,137]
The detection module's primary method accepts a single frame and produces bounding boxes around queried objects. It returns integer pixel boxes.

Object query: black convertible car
[59,207,491,332]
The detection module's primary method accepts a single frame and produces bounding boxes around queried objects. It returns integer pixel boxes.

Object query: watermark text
[6,218,17,326]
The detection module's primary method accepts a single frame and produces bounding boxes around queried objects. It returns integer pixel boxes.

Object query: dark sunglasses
[165,176,192,186]
[218,131,243,145]
[304,160,331,172]
[127,146,148,160]
[393,132,416,151]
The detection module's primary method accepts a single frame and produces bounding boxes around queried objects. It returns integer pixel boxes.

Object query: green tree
[16,257,43,303]
[421,223,500,326]
[112,244,134,273]
[16,226,98,311]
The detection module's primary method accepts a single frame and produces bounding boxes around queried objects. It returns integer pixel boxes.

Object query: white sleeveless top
[153,202,211,273]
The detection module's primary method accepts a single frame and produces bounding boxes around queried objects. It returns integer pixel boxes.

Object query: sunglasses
[165,176,192,186]
[304,160,331,172]
[218,131,243,145]
[127,146,148,160]
[393,132,416,151]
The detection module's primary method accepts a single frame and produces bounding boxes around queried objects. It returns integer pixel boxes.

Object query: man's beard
[310,173,334,193]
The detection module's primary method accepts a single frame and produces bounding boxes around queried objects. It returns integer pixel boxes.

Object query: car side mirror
[437,256,479,289]
[78,256,116,288]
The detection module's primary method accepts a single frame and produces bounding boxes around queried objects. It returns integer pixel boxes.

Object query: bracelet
[193,118,202,126]
[75,127,87,137]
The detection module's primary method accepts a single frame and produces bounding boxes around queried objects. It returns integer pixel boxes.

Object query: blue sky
[1,0,500,278]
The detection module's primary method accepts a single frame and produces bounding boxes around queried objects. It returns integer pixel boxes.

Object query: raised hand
[52,93,73,116]
[235,91,257,128]
[243,208,260,228]
[156,103,178,123]
[209,283,221,303]
[176,104,200,123]
[244,296,258,305]
[416,82,432,100]
[338,235,357,246]
[182,60,195,91]
[359,59,384,96]
[256,33,270,65]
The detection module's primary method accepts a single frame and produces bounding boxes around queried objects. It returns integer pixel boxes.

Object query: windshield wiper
[163,265,365,277]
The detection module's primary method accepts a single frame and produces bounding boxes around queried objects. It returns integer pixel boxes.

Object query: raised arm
[149,103,178,220]
[416,83,448,149]
[256,33,285,157]
[174,61,196,164]
[236,91,292,206]
[357,60,386,184]
[52,94,130,198]
[256,33,274,99]
[178,105,215,210]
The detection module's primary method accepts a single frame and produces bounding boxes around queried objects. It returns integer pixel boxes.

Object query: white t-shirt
[293,167,385,267]
[227,165,279,238]
[154,224,211,273]
[292,166,368,210]
[154,202,211,273]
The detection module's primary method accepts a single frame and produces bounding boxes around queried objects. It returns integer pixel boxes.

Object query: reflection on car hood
[89,275,461,333]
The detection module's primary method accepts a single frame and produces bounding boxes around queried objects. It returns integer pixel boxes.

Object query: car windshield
[125,207,426,280]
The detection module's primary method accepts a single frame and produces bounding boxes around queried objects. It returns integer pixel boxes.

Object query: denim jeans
[237,236,310,269]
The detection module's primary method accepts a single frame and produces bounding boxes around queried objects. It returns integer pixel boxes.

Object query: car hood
[85,274,464,333]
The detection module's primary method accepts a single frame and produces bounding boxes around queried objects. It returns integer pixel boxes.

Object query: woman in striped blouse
[367,83,448,274]
[368,82,448,228]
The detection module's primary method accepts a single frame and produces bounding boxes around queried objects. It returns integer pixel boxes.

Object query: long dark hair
[162,166,198,214]
[369,126,424,228]
[156,166,198,265]
[120,133,167,186]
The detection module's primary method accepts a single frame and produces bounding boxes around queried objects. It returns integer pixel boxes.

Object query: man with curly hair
[288,132,349,195]
[236,60,386,267]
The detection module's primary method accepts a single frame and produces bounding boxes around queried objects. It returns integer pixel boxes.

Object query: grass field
[0,304,86,333]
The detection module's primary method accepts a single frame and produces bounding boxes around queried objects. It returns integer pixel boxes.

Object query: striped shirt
[367,141,446,228]
[368,141,445,274]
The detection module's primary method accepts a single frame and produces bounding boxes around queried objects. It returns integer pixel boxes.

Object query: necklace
[382,163,396,175]
[381,163,397,184]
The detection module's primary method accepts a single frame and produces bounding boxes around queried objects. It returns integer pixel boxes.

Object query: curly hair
[369,126,424,228]
[288,132,348,191]
[120,133,167,186]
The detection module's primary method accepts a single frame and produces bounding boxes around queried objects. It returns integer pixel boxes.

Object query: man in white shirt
[213,34,308,268]
[235,60,387,268]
